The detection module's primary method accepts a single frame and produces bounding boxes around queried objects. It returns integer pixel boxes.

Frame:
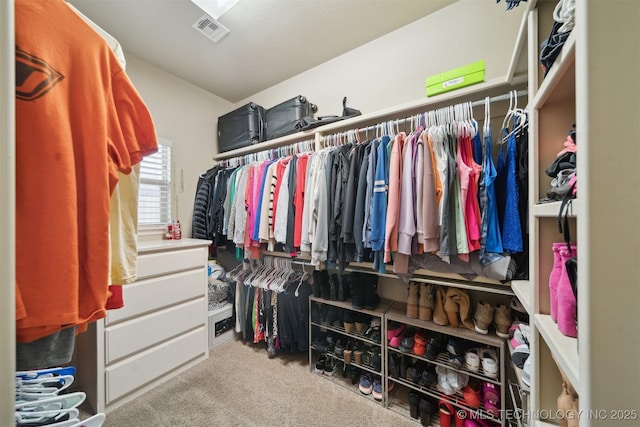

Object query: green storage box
[426,60,485,97]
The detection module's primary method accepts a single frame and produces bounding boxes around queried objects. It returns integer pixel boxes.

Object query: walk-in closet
[3,0,640,426]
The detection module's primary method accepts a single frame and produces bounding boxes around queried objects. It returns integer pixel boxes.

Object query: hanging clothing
[371,136,390,273]
[496,127,524,253]
[15,0,158,343]
[479,127,504,264]
[353,143,372,262]
[422,132,441,253]
[385,132,406,263]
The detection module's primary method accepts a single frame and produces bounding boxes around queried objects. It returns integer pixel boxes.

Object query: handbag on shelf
[295,97,361,131]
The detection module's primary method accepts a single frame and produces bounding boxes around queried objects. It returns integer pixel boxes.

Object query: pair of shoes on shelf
[413,329,429,356]
[387,322,406,347]
[426,332,446,361]
[398,328,415,353]
[358,373,374,394]
[314,354,337,376]
[436,365,469,395]
[408,393,436,426]
[438,399,466,427]
[473,301,512,338]
[509,321,530,348]
[447,337,474,369]
[351,272,380,310]
[406,282,434,321]
[359,374,383,400]
[463,347,499,378]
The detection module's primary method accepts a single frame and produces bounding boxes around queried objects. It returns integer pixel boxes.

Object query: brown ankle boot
[493,304,512,338]
[444,287,460,327]
[445,287,474,330]
[433,287,449,326]
[418,284,434,321]
[473,300,495,335]
[406,282,420,318]
[456,288,474,331]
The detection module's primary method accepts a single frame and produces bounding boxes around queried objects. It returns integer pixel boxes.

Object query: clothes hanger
[483,96,491,138]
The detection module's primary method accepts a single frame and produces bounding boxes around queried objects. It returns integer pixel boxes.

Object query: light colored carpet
[102,336,417,427]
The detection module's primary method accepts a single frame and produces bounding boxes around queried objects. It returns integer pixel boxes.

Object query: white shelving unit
[525,2,640,425]
[527,0,579,420]
[534,314,578,388]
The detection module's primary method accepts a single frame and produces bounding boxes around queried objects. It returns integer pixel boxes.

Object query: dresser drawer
[105,298,205,364]
[105,327,206,405]
[106,269,204,325]
[137,247,205,279]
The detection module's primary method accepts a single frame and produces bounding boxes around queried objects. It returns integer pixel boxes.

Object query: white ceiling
[67,0,457,103]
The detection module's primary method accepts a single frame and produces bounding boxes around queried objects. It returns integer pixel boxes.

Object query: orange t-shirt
[15,0,158,342]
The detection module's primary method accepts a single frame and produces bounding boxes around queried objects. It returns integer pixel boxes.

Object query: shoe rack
[309,295,394,405]
[385,301,507,427]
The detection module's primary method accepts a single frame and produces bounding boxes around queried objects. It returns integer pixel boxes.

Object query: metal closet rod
[216,138,315,167]
[350,89,529,136]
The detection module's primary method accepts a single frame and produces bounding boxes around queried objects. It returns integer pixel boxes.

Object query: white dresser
[75,238,211,413]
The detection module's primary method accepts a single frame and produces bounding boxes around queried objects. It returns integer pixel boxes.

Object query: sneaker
[426,332,445,361]
[509,322,531,348]
[464,348,481,372]
[372,377,383,400]
[312,334,329,353]
[522,355,532,387]
[359,373,373,395]
[481,349,499,379]
[323,355,337,376]
[473,300,495,335]
[512,344,530,369]
[314,354,327,374]
[494,304,512,338]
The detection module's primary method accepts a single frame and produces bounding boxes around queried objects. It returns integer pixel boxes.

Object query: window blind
[138,139,172,226]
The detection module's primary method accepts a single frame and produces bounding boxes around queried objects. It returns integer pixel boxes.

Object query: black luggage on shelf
[265,95,317,140]
[217,102,265,153]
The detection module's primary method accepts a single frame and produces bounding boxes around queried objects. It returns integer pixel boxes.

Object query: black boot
[338,273,351,302]
[351,272,365,310]
[317,269,330,300]
[311,270,322,298]
[329,273,339,301]
[363,275,380,310]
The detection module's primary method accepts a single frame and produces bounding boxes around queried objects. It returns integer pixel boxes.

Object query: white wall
[235,0,525,116]
[124,56,233,238]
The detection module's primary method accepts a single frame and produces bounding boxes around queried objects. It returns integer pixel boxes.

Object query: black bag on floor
[265,95,317,140]
[217,102,265,152]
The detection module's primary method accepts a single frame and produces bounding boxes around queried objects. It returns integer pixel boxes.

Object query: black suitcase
[265,95,317,140]
[217,102,265,152]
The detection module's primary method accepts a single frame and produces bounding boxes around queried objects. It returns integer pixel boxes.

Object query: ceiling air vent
[192,14,229,43]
